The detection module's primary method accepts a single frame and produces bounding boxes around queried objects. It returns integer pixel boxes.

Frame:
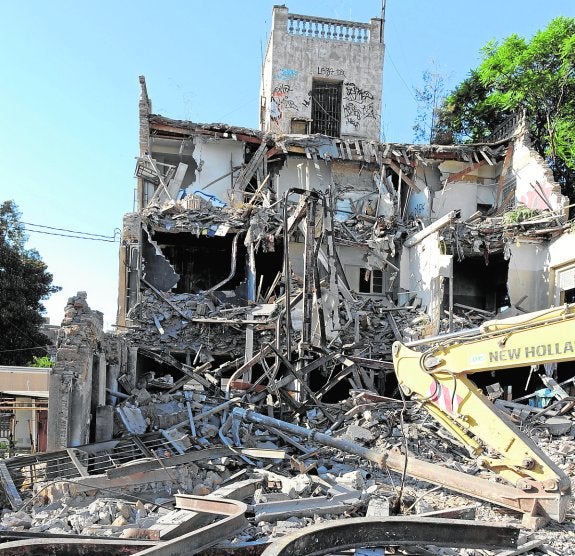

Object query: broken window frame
[358,267,386,295]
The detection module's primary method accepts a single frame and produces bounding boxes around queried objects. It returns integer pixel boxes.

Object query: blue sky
[1,0,573,330]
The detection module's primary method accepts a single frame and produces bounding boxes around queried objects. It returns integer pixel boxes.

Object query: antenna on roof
[381,0,386,43]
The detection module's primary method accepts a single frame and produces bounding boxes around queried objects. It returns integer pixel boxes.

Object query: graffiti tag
[276,68,299,80]
[272,83,292,96]
[317,66,345,77]
[343,102,361,128]
[344,82,374,103]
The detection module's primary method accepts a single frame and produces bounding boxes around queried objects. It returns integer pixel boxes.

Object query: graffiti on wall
[343,103,361,128]
[270,83,301,124]
[344,82,374,103]
[343,81,377,129]
[269,75,378,131]
[317,66,345,77]
[276,67,299,80]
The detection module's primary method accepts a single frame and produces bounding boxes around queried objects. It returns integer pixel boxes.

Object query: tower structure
[260,5,384,140]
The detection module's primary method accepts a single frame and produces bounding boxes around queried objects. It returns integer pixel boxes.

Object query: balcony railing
[287,13,370,43]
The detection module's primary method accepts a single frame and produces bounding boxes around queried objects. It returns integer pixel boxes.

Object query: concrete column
[95,405,114,443]
[271,5,288,35]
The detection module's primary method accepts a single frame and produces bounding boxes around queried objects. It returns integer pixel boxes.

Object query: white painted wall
[407,161,499,224]
[13,397,35,451]
[399,232,452,332]
[149,136,244,207]
[431,181,478,221]
[276,158,331,195]
[547,233,575,304]
[406,188,430,221]
[507,242,549,312]
[508,233,575,312]
[185,137,244,205]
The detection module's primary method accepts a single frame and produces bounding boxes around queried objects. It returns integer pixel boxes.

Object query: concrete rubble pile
[2,297,575,555]
[0,386,574,555]
[4,4,575,550]
[4,189,575,555]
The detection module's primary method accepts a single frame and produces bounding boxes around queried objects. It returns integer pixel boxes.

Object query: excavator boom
[392,304,575,525]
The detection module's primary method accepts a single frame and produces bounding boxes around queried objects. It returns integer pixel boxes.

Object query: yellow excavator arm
[392,304,575,524]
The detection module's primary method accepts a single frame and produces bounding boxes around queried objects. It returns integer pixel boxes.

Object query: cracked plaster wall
[431,181,497,221]
[407,161,499,223]
[276,158,331,194]
[141,230,180,291]
[512,136,566,212]
[181,136,244,204]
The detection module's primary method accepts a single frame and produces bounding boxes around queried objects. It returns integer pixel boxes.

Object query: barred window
[310,80,342,137]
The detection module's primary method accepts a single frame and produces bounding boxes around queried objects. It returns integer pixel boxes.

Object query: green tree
[28,355,54,368]
[436,17,575,199]
[0,201,60,365]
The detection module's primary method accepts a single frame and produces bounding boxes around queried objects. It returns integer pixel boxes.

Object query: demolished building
[6,4,575,555]
[48,0,575,492]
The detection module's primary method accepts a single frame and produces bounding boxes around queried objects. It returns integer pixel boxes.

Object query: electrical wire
[21,221,120,242]
[23,228,117,242]
[386,50,417,103]
[5,321,49,355]
[0,346,49,353]
[395,384,410,509]
[21,222,117,239]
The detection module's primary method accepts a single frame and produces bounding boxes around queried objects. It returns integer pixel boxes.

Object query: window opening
[311,80,342,137]
[359,268,384,294]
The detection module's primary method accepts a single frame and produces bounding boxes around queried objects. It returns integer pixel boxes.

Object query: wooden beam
[496,144,514,207]
[386,159,423,192]
[0,462,22,510]
[446,160,487,183]
[149,122,263,144]
[404,209,460,248]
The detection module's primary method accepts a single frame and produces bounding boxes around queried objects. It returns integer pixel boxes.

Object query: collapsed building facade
[8,5,573,554]
[45,4,575,452]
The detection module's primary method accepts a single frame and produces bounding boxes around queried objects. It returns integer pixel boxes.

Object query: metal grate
[496,173,517,215]
[311,81,342,137]
[4,433,175,490]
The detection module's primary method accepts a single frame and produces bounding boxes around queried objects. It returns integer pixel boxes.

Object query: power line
[386,49,417,103]
[5,320,49,355]
[21,222,120,242]
[23,228,118,242]
[21,222,116,239]
[0,346,49,353]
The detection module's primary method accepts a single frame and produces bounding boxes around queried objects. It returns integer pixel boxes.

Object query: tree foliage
[436,17,575,199]
[0,200,60,365]
[28,355,54,368]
